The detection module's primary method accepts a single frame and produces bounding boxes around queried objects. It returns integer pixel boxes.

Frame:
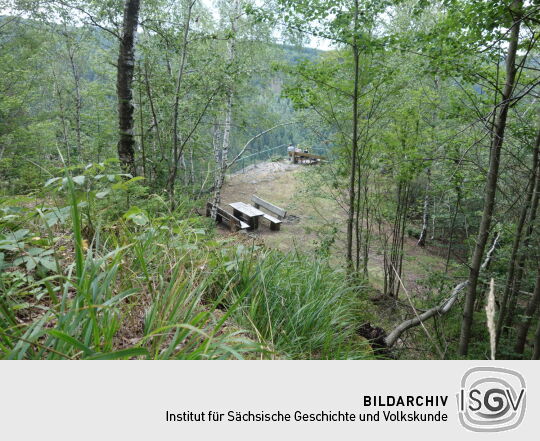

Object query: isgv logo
[457,367,526,432]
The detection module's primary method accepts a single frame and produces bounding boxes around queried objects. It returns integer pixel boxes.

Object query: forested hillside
[1,0,540,360]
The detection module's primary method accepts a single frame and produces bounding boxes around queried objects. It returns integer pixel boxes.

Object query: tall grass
[1,179,145,359]
[211,245,374,359]
[0,179,256,359]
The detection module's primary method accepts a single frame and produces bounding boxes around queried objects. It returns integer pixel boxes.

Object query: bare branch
[227,122,295,167]
[384,233,500,349]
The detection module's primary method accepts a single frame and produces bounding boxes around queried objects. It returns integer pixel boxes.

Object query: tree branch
[383,233,500,349]
[227,122,295,167]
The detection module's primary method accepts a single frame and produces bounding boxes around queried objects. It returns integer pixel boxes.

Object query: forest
[1,0,539,360]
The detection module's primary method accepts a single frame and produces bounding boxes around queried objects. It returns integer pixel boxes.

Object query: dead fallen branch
[384,281,469,348]
[381,232,500,350]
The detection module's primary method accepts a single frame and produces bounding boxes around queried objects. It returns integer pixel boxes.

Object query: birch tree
[210,0,241,219]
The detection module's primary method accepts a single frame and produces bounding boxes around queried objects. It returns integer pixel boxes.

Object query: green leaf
[26,258,37,271]
[126,176,145,184]
[47,330,94,356]
[12,302,31,311]
[44,177,61,187]
[72,175,86,186]
[0,241,20,251]
[27,247,45,256]
[124,206,149,226]
[95,189,111,199]
[112,181,127,190]
[102,289,138,307]
[43,206,70,227]
[10,229,30,241]
[39,257,57,272]
[87,347,149,360]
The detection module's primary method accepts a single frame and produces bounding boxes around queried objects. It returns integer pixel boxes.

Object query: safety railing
[230,144,330,174]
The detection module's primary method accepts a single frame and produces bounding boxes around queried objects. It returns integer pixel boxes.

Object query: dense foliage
[1,0,540,359]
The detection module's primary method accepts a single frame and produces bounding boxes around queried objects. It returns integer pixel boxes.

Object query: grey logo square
[457,367,526,432]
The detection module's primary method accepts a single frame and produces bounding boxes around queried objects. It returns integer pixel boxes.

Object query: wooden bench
[206,202,249,231]
[251,195,286,231]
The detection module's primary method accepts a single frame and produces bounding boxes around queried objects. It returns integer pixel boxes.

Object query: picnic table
[228,202,265,230]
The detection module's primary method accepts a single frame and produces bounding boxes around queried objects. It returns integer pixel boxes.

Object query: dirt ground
[218,159,450,298]
[219,160,323,253]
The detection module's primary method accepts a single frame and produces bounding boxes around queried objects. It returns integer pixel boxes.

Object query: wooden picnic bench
[228,202,265,230]
[206,202,249,231]
[251,195,286,231]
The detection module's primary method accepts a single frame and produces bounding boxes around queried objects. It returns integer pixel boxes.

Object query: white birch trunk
[211,0,240,219]
[417,168,430,247]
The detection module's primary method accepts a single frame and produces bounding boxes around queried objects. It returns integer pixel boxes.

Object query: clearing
[218,159,450,299]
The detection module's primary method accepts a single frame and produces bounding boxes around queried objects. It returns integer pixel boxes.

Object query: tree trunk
[458,0,522,356]
[143,60,165,182]
[347,0,360,269]
[51,70,72,166]
[138,76,146,179]
[496,124,540,343]
[505,158,540,331]
[116,0,141,176]
[210,90,233,219]
[168,0,194,197]
[514,264,540,357]
[67,44,82,161]
[355,160,363,272]
[386,181,409,297]
[533,310,540,359]
[211,0,239,219]
[444,184,461,272]
[362,178,371,278]
[417,168,430,247]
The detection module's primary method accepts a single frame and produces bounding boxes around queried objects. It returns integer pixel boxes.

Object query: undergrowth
[0,164,373,359]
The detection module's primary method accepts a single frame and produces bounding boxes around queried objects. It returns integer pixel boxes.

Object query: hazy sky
[200,0,332,51]
[0,0,333,50]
